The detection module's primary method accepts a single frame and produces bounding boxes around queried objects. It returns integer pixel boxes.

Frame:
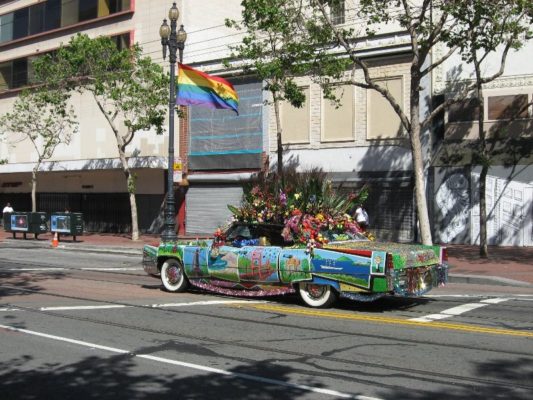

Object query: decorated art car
[143,222,448,308]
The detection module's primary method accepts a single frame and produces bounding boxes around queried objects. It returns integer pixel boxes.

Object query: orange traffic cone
[52,232,59,248]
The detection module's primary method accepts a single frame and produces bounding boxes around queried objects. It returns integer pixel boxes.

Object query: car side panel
[238,246,281,282]
[311,248,373,289]
[183,246,210,278]
[205,245,240,282]
[279,248,312,283]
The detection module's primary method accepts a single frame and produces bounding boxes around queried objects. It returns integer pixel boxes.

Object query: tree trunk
[410,75,433,245]
[117,145,139,241]
[273,96,284,188]
[476,79,488,258]
[129,188,140,241]
[31,165,38,212]
[479,164,488,257]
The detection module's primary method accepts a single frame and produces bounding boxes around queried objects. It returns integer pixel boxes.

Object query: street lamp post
[160,2,187,243]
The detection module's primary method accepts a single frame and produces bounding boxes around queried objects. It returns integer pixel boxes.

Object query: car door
[238,246,282,283]
[207,244,241,283]
[182,245,211,278]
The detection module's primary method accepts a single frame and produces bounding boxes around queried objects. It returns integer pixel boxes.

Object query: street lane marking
[80,268,142,271]
[8,268,65,271]
[480,298,511,304]
[0,323,375,399]
[7,267,141,271]
[35,300,266,311]
[149,300,265,308]
[0,308,20,312]
[410,298,509,322]
[41,305,128,311]
[245,304,533,338]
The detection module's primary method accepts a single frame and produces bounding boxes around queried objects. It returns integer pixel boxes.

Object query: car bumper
[393,263,448,297]
[142,245,159,276]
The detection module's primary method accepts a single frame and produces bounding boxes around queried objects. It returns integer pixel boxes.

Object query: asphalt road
[1,246,532,400]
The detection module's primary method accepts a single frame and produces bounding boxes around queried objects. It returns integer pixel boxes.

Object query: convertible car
[143,222,448,308]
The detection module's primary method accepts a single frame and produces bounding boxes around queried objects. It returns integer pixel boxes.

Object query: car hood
[323,241,441,268]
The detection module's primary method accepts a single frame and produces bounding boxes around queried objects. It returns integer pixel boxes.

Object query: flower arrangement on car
[226,168,370,251]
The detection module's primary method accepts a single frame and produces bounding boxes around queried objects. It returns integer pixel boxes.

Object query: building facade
[432,41,533,247]
[2,1,529,245]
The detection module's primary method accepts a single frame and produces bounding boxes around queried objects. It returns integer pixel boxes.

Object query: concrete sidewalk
[1,229,531,287]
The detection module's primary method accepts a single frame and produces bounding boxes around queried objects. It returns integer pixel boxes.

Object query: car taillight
[386,253,394,291]
[441,247,448,263]
[386,253,394,272]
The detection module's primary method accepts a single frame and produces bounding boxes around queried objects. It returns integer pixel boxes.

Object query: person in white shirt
[2,202,13,214]
[2,202,14,226]
[354,204,369,231]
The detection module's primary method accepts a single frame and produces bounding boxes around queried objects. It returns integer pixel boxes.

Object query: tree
[0,90,78,212]
[444,0,532,256]
[33,34,169,240]
[226,0,346,187]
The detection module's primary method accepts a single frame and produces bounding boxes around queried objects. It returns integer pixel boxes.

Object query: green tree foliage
[0,90,78,212]
[234,0,531,245]
[443,0,532,256]
[33,34,169,240]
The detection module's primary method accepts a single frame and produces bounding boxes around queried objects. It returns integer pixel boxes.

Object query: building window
[0,0,131,45]
[0,33,131,92]
[188,79,264,170]
[281,87,310,144]
[323,85,354,141]
[488,94,529,120]
[367,77,403,139]
[331,0,345,25]
[448,98,480,123]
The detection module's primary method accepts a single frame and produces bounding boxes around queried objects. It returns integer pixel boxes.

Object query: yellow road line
[242,304,533,338]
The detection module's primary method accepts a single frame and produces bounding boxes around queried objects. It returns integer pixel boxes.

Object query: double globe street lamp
[159,2,187,243]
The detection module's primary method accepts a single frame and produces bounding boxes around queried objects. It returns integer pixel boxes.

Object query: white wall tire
[161,259,189,293]
[298,282,338,308]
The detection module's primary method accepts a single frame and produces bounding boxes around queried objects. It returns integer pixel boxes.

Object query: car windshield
[225,223,288,246]
[225,223,368,247]
[322,230,369,242]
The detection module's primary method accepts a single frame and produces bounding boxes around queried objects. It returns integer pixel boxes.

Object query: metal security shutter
[186,184,243,235]
[339,179,415,242]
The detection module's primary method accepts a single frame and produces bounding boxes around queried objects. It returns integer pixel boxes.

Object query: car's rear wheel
[161,259,189,292]
[298,282,338,308]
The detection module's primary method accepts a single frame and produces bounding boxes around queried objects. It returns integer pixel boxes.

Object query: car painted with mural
[142,222,448,308]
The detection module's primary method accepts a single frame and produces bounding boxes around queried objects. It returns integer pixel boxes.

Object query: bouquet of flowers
[227,168,369,250]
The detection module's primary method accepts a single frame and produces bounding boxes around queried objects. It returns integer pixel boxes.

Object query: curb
[1,238,144,256]
[448,274,533,288]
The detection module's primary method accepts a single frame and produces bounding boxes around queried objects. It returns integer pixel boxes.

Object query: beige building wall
[0,0,183,169]
[268,57,411,157]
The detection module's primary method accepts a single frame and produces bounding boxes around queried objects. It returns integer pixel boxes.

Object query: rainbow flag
[177,63,239,114]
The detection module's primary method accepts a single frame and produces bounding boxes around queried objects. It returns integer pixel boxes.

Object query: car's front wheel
[161,259,189,293]
[298,282,338,308]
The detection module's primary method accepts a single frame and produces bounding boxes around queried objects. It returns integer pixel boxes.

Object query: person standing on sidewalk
[354,204,369,231]
[2,202,14,226]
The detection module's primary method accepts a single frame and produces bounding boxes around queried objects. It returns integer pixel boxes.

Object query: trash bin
[50,212,84,241]
[3,212,48,239]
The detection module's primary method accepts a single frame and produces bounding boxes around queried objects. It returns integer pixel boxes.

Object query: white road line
[31,300,266,312]
[41,305,128,311]
[0,308,20,312]
[8,268,65,271]
[480,298,510,304]
[7,267,142,271]
[410,298,510,322]
[80,268,142,271]
[0,323,374,399]
[439,303,489,315]
[149,300,266,308]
